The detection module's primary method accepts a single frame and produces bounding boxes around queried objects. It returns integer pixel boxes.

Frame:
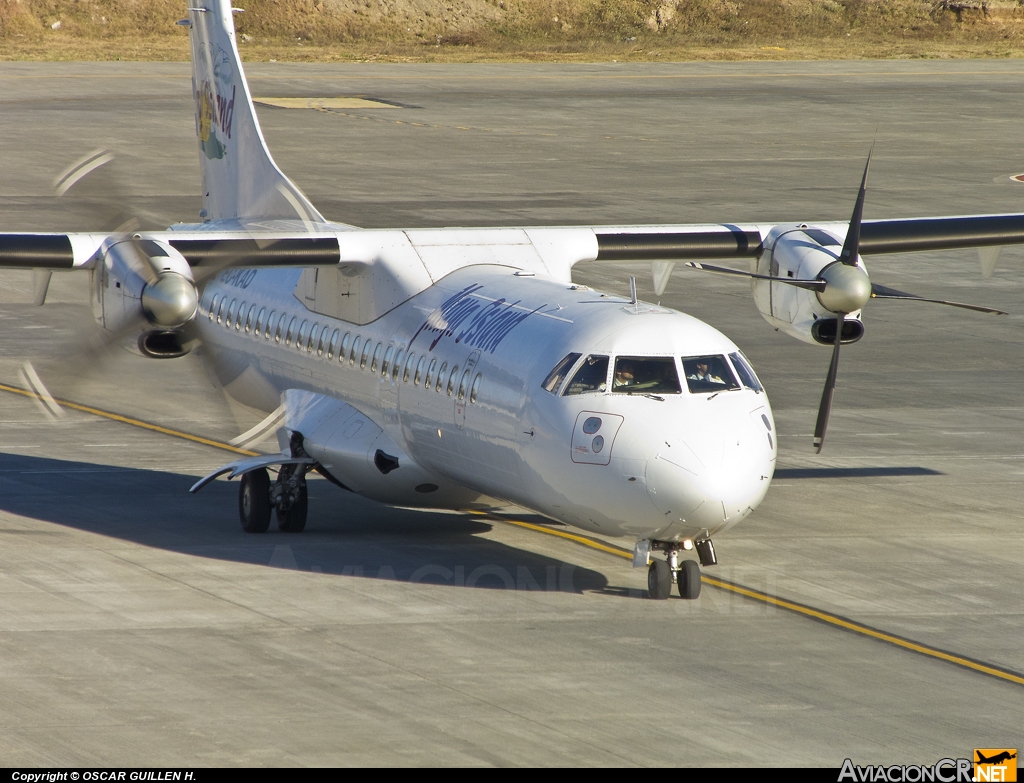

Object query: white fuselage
[198,264,777,542]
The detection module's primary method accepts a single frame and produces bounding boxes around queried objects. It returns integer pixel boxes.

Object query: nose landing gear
[645,539,710,600]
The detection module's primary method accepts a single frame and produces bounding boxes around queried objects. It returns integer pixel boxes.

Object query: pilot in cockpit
[688,360,725,385]
[613,360,636,389]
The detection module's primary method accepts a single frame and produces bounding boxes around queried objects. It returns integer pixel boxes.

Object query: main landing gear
[237,464,309,534]
[645,538,717,600]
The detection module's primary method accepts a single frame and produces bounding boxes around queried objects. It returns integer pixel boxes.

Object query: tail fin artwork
[185,0,326,227]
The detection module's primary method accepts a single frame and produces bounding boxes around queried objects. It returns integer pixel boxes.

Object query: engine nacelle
[91,237,198,358]
[751,223,868,346]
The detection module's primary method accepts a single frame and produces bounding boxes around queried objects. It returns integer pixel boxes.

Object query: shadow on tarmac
[774,467,942,479]
[0,451,609,593]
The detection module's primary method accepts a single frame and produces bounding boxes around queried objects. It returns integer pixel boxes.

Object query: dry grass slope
[4,0,1024,60]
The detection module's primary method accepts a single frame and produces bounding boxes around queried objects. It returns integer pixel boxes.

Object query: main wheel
[677,559,702,600]
[239,469,271,534]
[276,483,308,533]
[647,559,672,600]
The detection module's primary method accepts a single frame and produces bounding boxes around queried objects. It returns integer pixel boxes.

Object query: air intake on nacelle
[138,331,192,359]
[811,318,864,346]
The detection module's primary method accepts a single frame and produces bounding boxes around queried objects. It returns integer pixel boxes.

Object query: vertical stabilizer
[187,0,325,225]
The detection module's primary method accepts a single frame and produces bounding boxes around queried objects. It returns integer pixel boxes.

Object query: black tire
[647,559,671,600]
[677,559,702,600]
[239,469,271,534]
[276,483,308,533]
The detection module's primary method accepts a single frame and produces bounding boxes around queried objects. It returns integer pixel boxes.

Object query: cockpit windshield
[729,351,763,393]
[612,357,681,394]
[682,355,741,394]
[563,355,608,395]
[542,352,582,394]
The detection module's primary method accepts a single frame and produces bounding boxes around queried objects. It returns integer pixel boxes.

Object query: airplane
[1,0,1023,601]
[976,751,1017,765]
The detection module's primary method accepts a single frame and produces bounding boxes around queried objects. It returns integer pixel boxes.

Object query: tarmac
[0,60,1021,766]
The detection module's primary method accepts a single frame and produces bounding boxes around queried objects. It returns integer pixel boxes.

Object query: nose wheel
[648,560,672,600]
[646,542,703,600]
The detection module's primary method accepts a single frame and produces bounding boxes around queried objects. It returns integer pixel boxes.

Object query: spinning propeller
[22,150,267,425]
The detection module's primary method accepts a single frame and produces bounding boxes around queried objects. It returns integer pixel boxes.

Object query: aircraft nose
[644,409,774,536]
[645,443,706,524]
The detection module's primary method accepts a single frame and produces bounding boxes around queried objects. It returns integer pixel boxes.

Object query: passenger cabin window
[226,299,237,328]
[542,352,582,394]
[341,333,351,361]
[425,359,437,388]
[682,355,741,394]
[273,314,284,343]
[381,346,394,377]
[470,373,482,403]
[393,349,405,381]
[403,352,416,383]
[729,351,764,393]
[612,357,681,395]
[360,340,371,369]
[285,317,297,345]
[371,343,383,373]
[297,320,309,350]
[307,324,319,353]
[563,355,609,396]
[446,365,459,396]
[457,369,471,401]
[256,308,266,335]
[216,297,226,324]
[245,305,257,333]
[327,330,339,359]
[209,294,219,321]
[435,362,448,392]
[414,356,426,386]
[235,302,246,330]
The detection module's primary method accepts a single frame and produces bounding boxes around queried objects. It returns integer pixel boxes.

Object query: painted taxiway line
[0,381,258,457]
[480,514,1024,689]
[4,379,1021,688]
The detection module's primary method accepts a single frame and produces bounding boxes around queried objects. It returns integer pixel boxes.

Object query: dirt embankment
[4,0,1024,61]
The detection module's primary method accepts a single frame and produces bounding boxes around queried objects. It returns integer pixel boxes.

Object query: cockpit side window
[729,351,764,393]
[612,357,681,394]
[563,355,609,396]
[542,352,582,394]
[681,355,741,394]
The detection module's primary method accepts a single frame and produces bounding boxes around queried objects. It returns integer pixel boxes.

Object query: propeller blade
[870,284,1007,315]
[813,312,844,453]
[838,146,872,266]
[686,262,826,291]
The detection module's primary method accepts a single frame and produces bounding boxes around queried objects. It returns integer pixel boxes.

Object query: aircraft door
[455,350,480,430]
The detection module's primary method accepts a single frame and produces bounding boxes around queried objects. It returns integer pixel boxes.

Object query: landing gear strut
[645,539,710,600]
[272,463,308,533]
[236,430,312,534]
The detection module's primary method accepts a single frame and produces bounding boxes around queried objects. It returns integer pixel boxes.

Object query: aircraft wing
[4,213,1024,274]
[590,213,1024,260]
